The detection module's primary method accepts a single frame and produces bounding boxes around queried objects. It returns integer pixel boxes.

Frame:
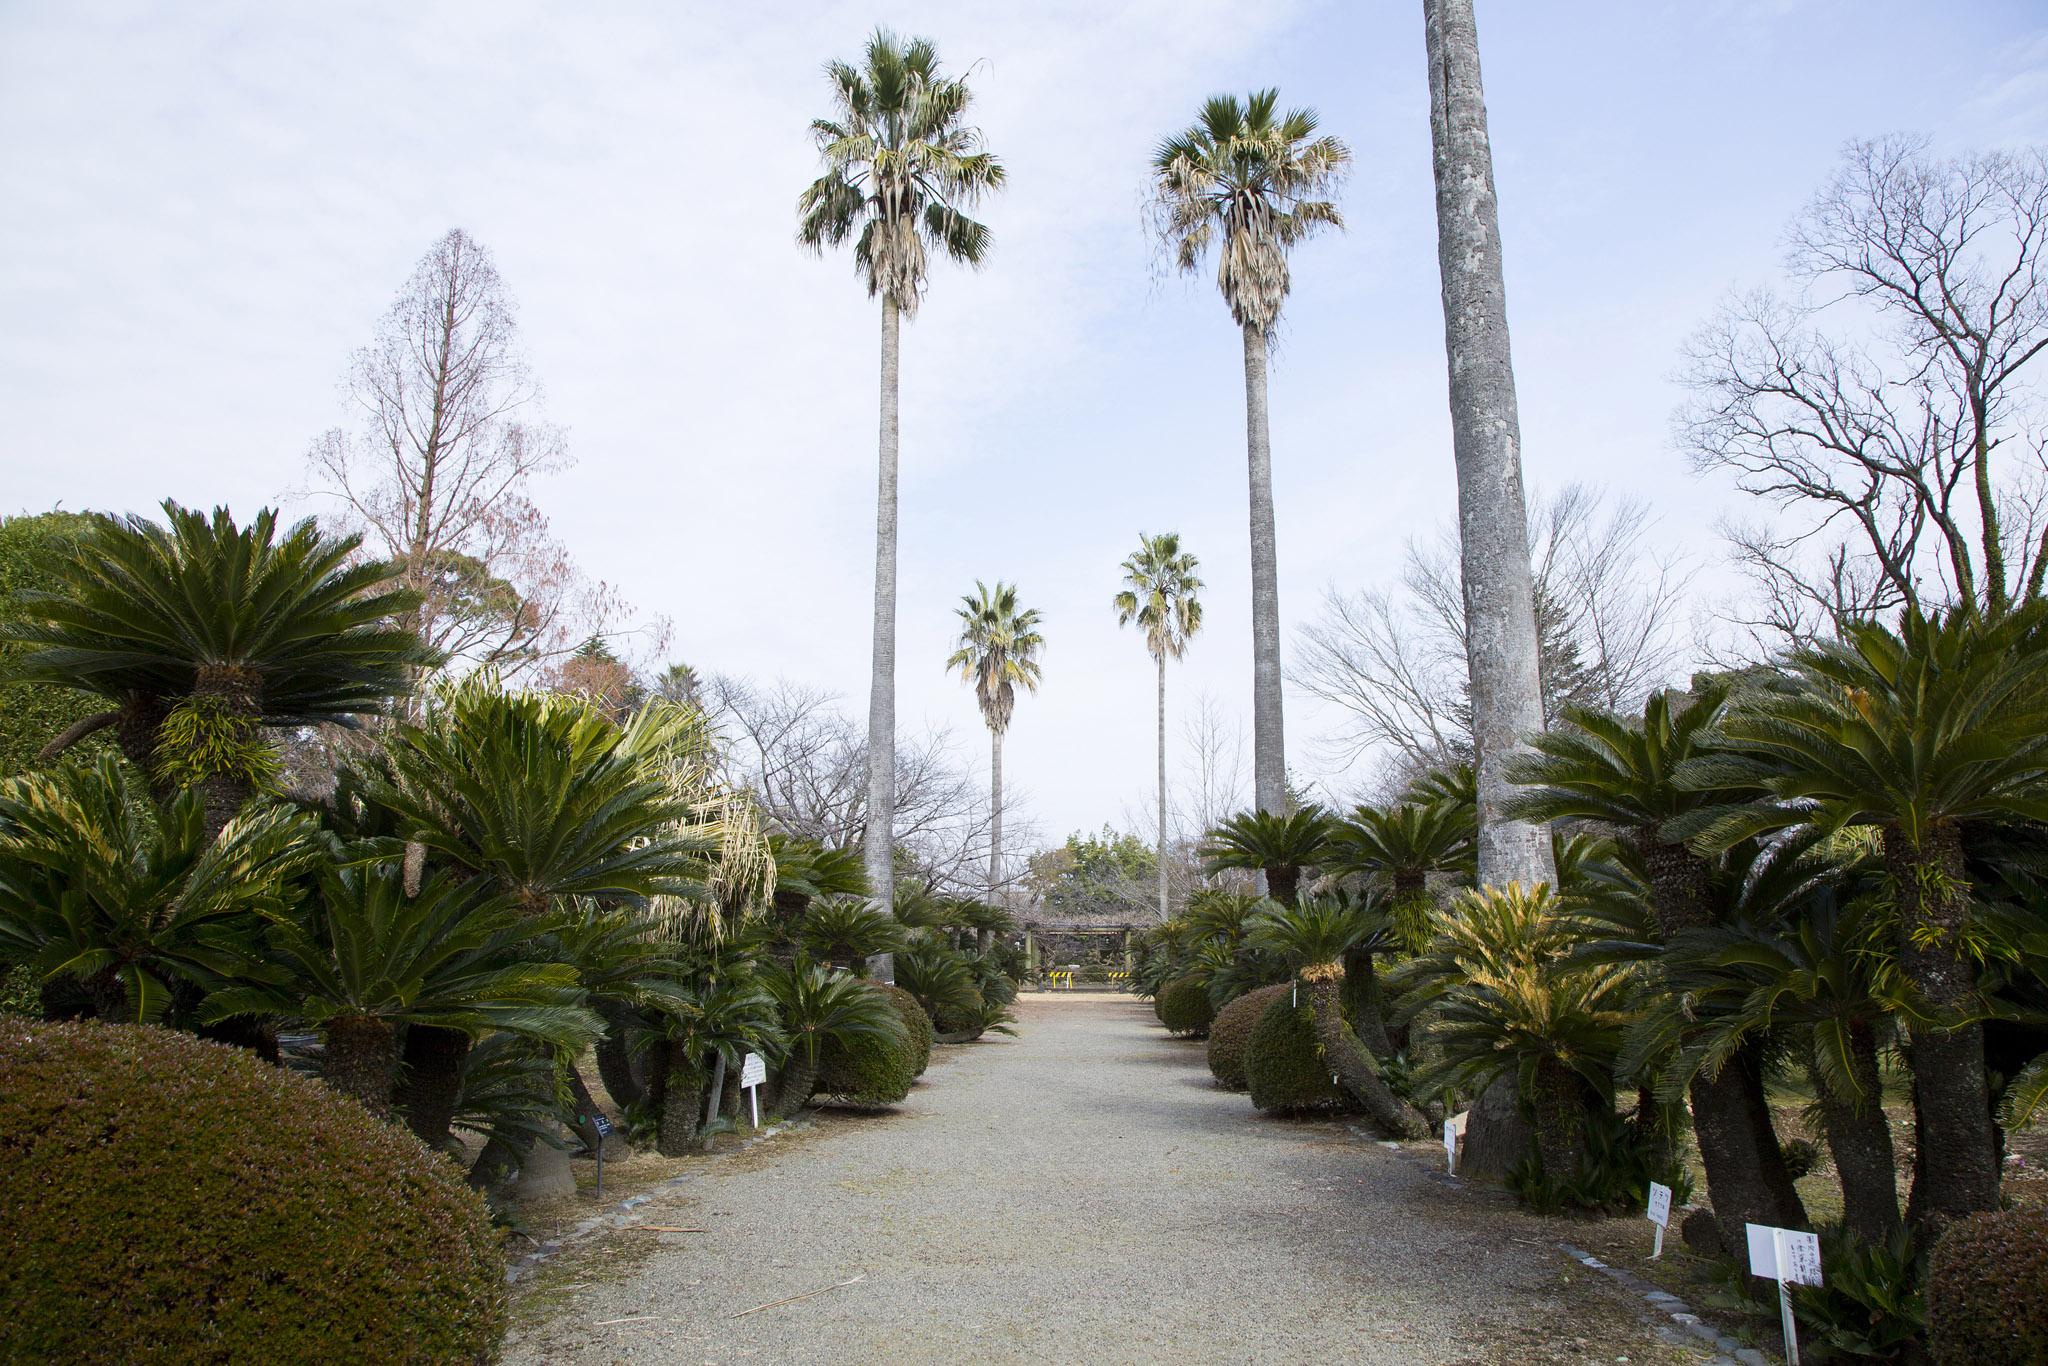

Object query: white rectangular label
[1747,1223,1823,1286]
[1646,1181,1672,1228]
[740,1052,767,1089]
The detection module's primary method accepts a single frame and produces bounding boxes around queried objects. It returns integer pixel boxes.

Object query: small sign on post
[1747,1223,1823,1365]
[589,1111,615,1197]
[1443,1110,1469,1175]
[1645,1181,1672,1259]
[739,1052,768,1129]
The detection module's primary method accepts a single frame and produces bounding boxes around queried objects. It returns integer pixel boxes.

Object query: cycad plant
[1328,800,1474,948]
[1248,894,1419,1138]
[1115,532,1203,920]
[1152,92,1349,814]
[1506,684,1809,1242]
[2,502,429,833]
[798,28,1005,931]
[0,756,318,1024]
[648,966,783,1155]
[946,581,1044,921]
[1686,607,2048,1225]
[800,897,907,976]
[895,941,984,1040]
[761,959,905,1115]
[1201,804,1332,908]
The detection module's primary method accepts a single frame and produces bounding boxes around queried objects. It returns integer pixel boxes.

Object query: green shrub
[1206,982,1288,1090]
[814,982,920,1105]
[896,944,984,1040]
[880,981,933,1076]
[1245,988,1357,1115]
[0,1018,504,1364]
[0,513,108,778]
[1930,1207,2048,1364]
[1157,973,1214,1037]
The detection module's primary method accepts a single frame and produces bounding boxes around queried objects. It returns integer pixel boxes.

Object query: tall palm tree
[1152,92,1348,816]
[797,30,1005,949]
[945,581,1044,930]
[1115,533,1204,919]
[1686,606,2048,1226]
[1422,0,1554,890]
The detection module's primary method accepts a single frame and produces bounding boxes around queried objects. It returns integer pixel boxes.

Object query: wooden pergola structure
[1016,921,1138,974]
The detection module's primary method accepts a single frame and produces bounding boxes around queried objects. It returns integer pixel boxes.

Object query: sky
[3,0,2045,847]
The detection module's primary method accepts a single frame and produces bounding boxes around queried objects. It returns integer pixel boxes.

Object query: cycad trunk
[770,1050,819,1118]
[397,1024,470,1148]
[1422,0,1554,891]
[1156,652,1169,921]
[865,296,901,983]
[1813,1023,1902,1244]
[1530,1057,1590,1181]
[192,663,263,839]
[1241,320,1287,816]
[1301,966,1420,1139]
[322,1014,397,1119]
[1886,822,2001,1226]
[988,726,1003,943]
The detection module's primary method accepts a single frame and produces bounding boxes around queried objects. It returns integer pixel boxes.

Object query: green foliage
[1157,972,1214,1036]
[879,980,933,1077]
[813,980,921,1105]
[799,897,907,972]
[1201,805,1332,905]
[1505,1105,1693,1216]
[1026,825,1158,921]
[1114,532,1203,664]
[1244,987,1355,1115]
[1206,982,1287,1090]
[1247,893,1387,970]
[763,958,902,1071]
[1929,1208,2048,1365]
[946,580,1044,735]
[446,1032,570,1156]
[152,693,283,791]
[0,1018,504,1363]
[896,942,986,1038]
[0,512,107,777]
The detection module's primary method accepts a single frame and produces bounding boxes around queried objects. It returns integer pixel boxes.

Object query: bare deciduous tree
[1682,136,2048,636]
[1293,485,1693,785]
[306,229,640,678]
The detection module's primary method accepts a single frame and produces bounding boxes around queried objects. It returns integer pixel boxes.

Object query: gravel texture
[506,993,1712,1364]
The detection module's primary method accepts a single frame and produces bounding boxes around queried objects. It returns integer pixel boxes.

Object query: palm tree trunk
[1813,1024,1902,1244]
[1301,966,1421,1139]
[1886,823,2002,1226]
[1156,651,1170,921]
[1690,1048,1809,1249]
[397,1024,469,1148]
[866,295,901,982]
[770,1051,819,1118]
[322,1015,397,1119]
[1530,1057,1591,1180]
[1241,320,1287,816]
[988,726,1003,916]
[1422,0,1554,891]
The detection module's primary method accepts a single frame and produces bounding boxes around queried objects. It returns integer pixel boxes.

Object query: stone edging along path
[1356,1130,1763,1366]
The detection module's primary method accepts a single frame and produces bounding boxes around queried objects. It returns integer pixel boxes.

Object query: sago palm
[800,897,907,976]
[1115,532,1203,920]
[761,959,904,1115]
[2,502,430,833]
[1506,683,1809,1239]
[1200,804,1332,908]
[1685,606,2048,1224]
[946,580,1044,934]
[1328,800,1474,947]
[1152,91,1348,815]
[798,28,1005,939]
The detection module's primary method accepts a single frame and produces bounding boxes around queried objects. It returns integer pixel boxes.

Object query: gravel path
[507,994,1706,1364]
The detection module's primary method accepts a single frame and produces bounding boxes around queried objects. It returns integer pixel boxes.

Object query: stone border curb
[505,1118,810,1285]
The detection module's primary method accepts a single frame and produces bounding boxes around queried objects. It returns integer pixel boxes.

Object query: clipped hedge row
[1245,988,1358,1116]
[815,982,922,1105]
[1206,983,1289,1091]
[1930,1207,2048,1364]
[1157,973,1214,1037]
[0,1019,504,1364]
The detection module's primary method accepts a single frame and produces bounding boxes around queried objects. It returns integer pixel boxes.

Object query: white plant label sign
[1443,1110,1469,1174]
[1645,1181,1672,1258]
[739,1053,767,1089]
[1746,1223,1824,1365]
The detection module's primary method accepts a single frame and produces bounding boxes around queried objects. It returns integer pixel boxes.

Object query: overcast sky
[3,1,2045,845]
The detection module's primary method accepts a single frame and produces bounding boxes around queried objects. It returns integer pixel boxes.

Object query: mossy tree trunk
[657,1044,706,1157]
[1301,965,1420,1139]
[770,1051,818,1118]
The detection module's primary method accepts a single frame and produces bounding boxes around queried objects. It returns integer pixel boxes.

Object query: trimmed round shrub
[1929,1207,2048,1364]
[1245,988,1359,1115]
[814,983,921,1105]
[1157,973,1214,1037]
[1206,983,1289,1090]
[879,981,933,1077]
[0,1018,504,1364]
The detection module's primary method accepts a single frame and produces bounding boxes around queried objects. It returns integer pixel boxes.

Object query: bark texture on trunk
[769,1052,819,1118]
[1530,1057,1590,1180]
[1885,822,2002,1226]
[865,296,901,983]
[1340,946,1396,1059]
[657,1046,706,1157]
[1813,1025,1902,1244]
[1422,0,1554,891]
[1156,653,1170,921]
[989,727,1003,914]
[593,999,650,1109]
[1458,1074,1531,1179]
[322,1015,397,1119]
[1302,967,1421,1139]
[397,1023,470,1149]
[1241,320,1287,816]
[1690,1047,1808,1247]
[700,1051,729,1151]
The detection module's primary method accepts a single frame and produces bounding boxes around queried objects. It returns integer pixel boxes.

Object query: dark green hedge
[1245,988,1358,1115]
[0,512,108,777]
[1930,1207,2048,1364]
[1206,983,1288,1090]
[814,982,920,1105]
[1157,973,1214,1037]
[880,981,933,1077]
[0,1018,505,1364]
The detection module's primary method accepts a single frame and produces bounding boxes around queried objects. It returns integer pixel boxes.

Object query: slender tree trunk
[1300,966,1421,1139]
[1156,652,1170,921]
[1813,1024,1903,1244]
[988,726,1003,922]
[593,999,649,1109]
[1422,0,1554,891]
[700,1051,728,1151]
[1340,946,1396,1059]
[1241,320,1287,816]
[1886,822,2002,1226]
[866,296,901,982]
[322,1015,398,1119]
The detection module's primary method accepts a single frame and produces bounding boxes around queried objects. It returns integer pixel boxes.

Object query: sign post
[1443,1110,1469,1175]
[590,1111,615,1198]
[740,1052,767,1129]
[1746,1223,1823,1365]
[1645,1181,1672,1259]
